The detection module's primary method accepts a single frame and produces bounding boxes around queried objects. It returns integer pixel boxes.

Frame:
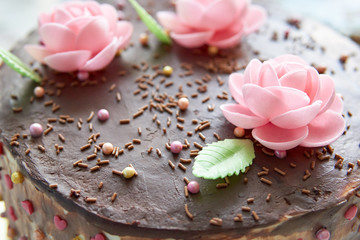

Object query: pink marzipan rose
[220,54,345,151]
[156,0,266,48]
[25,1,133,73]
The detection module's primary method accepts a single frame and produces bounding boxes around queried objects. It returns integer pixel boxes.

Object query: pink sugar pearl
[316,228,330,240]
[178,97,189,111]
[29,123,43,138]
[77,71,89,81]
[102,142,114,155]
[97,109,109,121]
[33,86,45,98]
[275,150,287,159]
[170,141,183,154]
[187,181,200,194]
[234,127,245,138]
[344,205,358,220]
[91,233,106,240]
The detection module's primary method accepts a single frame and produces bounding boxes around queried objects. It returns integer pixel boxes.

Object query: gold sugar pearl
[122,167,135,179]
[72,235,84,240]
[163,65,173,77]
[208,46,219,56]
[11,171,24,184]
[139,33,149,46]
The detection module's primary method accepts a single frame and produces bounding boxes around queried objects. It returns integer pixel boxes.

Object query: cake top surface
[0,0,360,239]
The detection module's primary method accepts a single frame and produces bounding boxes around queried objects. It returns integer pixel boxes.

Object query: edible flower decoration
[220,54,345,151]
[25,1,133,78]
[156,0,266,48]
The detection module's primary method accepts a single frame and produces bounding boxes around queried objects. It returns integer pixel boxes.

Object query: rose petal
[279,70,307,91]
[274,63,291,79]
[300,110,345,147]
[304,67,320,102]
[177,0,204,29]
[157,11,190,34]
[267,86,310,111]
[44,50,91,72]
[243,5,267,34]
[40,23,76,52]
[258,62,280,87]
[242,84,289,119]
[64,2,85,18]
[220,104,268,129]
[252,123,309,150]
[65,16,93,35]
[207,28,244,48]
[115,21,133,48]
[171,31,213,48]
[233,0,248,16]
[81,38,118,72]
[201,0,238,31]
[244,58,262,85]
[86,1,102,16]
[275,62,306,78]
[229,73,245,105]
[39,12,51,26]
[270,100,322,129]
[313,74,335,114]
[273,54,308,65]
[76,16,111,55]
[24,45,53,64]
[52,8,73,24]
[100,3,118,33]
[328,94,343,114]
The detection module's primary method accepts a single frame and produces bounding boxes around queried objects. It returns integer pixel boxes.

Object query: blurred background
[0,0,359,239]
[0,0,360,50]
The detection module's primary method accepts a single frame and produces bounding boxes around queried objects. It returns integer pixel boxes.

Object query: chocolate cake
[1,0,360,239]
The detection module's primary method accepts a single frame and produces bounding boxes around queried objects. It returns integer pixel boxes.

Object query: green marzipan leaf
[0,48,41,83]
[128,0,172,44]
[192,139,255,180]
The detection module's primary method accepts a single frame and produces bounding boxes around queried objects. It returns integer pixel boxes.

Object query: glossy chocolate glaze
[1,0,360,239]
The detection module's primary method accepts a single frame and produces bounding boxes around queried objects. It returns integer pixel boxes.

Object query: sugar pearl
[139,33,149,46]
[187,181,200,194]
[163,65,173,77]
[178,97,189,111]
[208,46,219,56]
[29,123,43,138]
[4,174,13,189]
[77,71,89,81]
[21,200,34,215]
[170,141,183,154]
[123,167,135,179]
[11,172,24,184]
[94,233,106,240]
[34,86,45,98]
[102,142,114,155]
[97,109,109,121]
[34,229,45,240]
[275,150,287,159]
[7,227,16,239]
[234,127,245,138]
[344,205,358,220]
[316,228,330,240]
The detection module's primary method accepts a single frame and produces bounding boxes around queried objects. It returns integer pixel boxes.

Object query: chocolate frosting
[1,0,360,239]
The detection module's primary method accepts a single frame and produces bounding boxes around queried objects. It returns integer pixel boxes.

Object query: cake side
[1,0,360,239]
